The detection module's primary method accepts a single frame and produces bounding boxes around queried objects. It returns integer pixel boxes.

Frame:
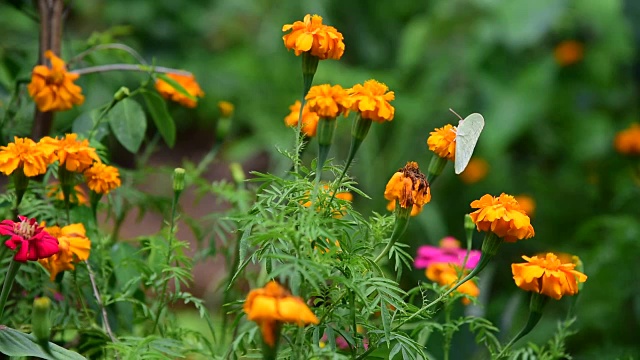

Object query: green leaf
[0,325,86,359]
[72,109,109,141]
[156,73,196,101]
[108,98,147,153]
[142,91,176,148]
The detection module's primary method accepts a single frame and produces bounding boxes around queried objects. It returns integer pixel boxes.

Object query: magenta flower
[0,216,59,262]
[415,236,480,269]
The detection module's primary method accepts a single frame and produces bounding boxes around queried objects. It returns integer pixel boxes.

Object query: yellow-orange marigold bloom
[348,80,395,122]
[155,73,205,108]
[512,253,587,300]
[218,101,234,117]
[386,199,421,217]
[47,182,88,205]
[27,50,84,112]
[426,263,479,305]
[614,123,640,155]
[384,162,431,212]
[39,223,91,280]
[514,195,536,218]
[469,193,535,242]
[284,100,320,137]
[40,134,100,172]
[84,163,121,194]
[427,124,457,161]
[244,281,319,346]
[0,137,55,177]
[282,14,345,60]
[305,84,351,118]
[459,157,488,184]
[554,40,584,67]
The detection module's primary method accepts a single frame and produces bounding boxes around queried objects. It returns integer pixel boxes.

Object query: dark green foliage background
[1,0,639,358]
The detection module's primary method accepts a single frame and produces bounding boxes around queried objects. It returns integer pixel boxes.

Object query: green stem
[443,302,453,360]
[349,289,358,357]
[374,206,411,263]
[70,64,192,76]
[0,259,22,319]
[293,53,318,174]
[496,294,547,358]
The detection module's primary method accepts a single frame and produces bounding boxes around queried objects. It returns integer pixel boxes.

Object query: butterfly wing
[454,113,485,174]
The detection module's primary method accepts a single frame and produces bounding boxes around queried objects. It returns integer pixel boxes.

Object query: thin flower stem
[349,289,358,357]
[68,43,148,67]
[0,259,22,319]
[84,260,118,347]
[373,208,410,263]
[496,306,544,358]
[70,64,192,76]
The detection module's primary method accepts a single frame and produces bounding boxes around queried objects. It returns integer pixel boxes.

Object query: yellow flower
[0,137,55,177]
[47,182,88,205]
[426,262,479,305]
[39,223,91,280]
[614,123,640,155]
[84,163,121,194]
[512,253,587,300]
[384,161,431,212]
[514,195,536,218]
[39,134,100,172]
[469,193,535,242]
[459,157,488,184]
[284,100,320,137]
[348,80,395,122]
[27,50,84,112]
[218,101,234,117]
[427,124,457,161]
[305,84,351,118]
[244,281,319,347]
[554,40,584,67]
[282,14,345,60]
[155,73,205,108]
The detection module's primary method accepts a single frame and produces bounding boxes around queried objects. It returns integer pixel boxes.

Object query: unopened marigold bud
[229,163,245,184]
[464,214,475,232]
[113,86,130,101]
[32,297,52,348]
[173,168,185,193]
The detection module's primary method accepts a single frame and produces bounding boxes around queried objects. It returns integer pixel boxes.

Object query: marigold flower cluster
[282,14,345,60]
[28,51,85,112]
[155,73,205,108]
[348,80,395,122]
[384,162,431,212]
[426,262,479,305]
[284,100,320,137]
[512,253,587,300]
[0,137,56,177]
[469,193,535,242]
[614,123,640,155]
[427,124,457,161]
[0,216,58,262]
[305,84,352,118]
[39,223,91,280]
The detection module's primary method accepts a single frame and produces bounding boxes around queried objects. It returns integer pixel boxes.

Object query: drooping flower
[415,237,481,270]
[39,134,101,172]
[426,262,479,305]
[305,84,351,118]
[282,14,345,60]
[469,193,535,242]
[614,123,640,155]
[244,281,319,347]
[348,80,395,122]
[384,161,431,212]
[512,253,587,300]
[84,163,121,194]
[554,40,584,67]
[39,223,91,280]
[218,101,234,117]
[459,157,488,184]
[0,216,58,262]
[155,73,205,108]
[47,182,89,205]
[27,50,84,112]
[427,124,457,161]
[514,195,536,218]
[284,100,320,137]
[0,137,56,177]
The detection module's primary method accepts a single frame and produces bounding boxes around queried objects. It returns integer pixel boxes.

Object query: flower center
[46,70,65,85]
[13,219,36,239]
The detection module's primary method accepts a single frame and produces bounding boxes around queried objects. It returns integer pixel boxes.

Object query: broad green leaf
[0,325,86,359]
[142,91,176,148]
[108,98,147,153]
[156,73,196,101]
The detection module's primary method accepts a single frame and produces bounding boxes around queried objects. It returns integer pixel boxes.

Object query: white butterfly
[452,111,485,174]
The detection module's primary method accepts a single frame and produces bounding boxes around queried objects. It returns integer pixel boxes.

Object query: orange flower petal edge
[512,253,587,300]
[282,14,345,60]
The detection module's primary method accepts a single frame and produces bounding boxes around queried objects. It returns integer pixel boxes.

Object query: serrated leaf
[0,325,86,359]
[108,98,147,153]
[142,91,176,148]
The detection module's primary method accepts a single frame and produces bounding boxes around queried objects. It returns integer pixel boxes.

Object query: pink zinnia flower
[0,216,59,262]
[415,237,480,269]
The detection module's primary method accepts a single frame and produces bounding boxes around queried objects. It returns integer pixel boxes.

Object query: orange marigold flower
[469,193,535,242]
[302,184,352,218]
[284,100,320,137]
[554,40,584,67]
[348,80,395,122]
[459,157,488,184]
[155,73,205,108]
[282,14,345,60]
[244,281,319,347]
[47,182,88,205]
[386,199,421,217]
[218,101,234,117]
[614,123,640,155]
[514,195,536,218]
[27,50,84,112]
[0,137,55,177]
[39,134,100,173]
[512,253,587,300]
[305,84,351,118]
[384,161,431,212]
[84,163,121,194]
[427,124,457,161]
[39,223,91,280]
[426,262,479,305]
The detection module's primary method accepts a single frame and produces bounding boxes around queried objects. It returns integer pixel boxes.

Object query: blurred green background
[1,0,640,358]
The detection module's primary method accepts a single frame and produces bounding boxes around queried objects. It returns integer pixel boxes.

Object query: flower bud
[229,163,245,184]
[32,297,52,347]
[173,168,185,193]
[113,86,130,101]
